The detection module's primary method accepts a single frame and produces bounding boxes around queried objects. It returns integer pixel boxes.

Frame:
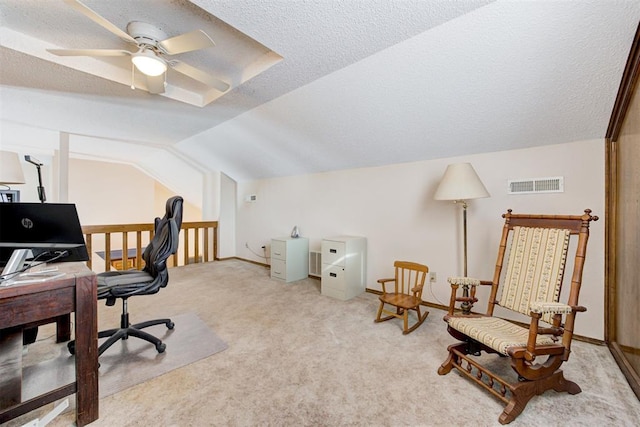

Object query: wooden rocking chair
[374,261,429,334]
[438,209,598,424]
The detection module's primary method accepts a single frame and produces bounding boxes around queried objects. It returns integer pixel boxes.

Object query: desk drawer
[321,264,346,289]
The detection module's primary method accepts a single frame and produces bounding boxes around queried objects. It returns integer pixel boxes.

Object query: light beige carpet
[8,260,640,426]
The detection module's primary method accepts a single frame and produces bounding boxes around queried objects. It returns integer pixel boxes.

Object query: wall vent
[309,251,322,277]
[508,177,564,195]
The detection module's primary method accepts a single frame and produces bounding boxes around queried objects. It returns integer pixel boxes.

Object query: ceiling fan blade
[47,48,131,57]
[64,0,136,44]
[158,30,215,55]
[146,75,165,94]
[171,61,229,92]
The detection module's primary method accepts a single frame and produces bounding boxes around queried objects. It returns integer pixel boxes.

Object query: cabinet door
[321,264,347,300]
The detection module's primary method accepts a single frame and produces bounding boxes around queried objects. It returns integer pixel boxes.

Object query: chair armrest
[445,277,482,315]
[529,301,573,315]
[377,278,394,294]
[523,304,575,361]
[447,277,481,286]
[411,284,423,295]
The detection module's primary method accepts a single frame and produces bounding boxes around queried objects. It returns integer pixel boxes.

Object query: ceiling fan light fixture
[132,49,166,76]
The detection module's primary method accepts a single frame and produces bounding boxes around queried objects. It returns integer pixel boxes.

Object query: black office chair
[68,196,183,356]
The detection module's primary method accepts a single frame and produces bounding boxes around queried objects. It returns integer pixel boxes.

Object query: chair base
[438,342,580,424]
[96,318,175,356]
[68,317,174,357]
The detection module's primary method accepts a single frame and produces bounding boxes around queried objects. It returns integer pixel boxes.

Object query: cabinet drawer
[271,259,286,280]
[271,240,287,261]
[321,264,346,290]
[322,241,346,266]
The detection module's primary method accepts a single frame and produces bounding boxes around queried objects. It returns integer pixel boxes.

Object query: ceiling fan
[47,0,230,95]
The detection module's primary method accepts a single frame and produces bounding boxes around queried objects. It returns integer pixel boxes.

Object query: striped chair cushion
[447,316,557,355]
[499,226,570,324]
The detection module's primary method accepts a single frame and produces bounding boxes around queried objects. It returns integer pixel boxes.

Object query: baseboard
[224,256,269,268]
[228,257,321,281]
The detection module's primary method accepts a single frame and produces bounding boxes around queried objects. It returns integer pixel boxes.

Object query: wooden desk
[0,263,99,426]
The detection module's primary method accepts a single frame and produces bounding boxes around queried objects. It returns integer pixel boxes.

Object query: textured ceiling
[1,0,639,185]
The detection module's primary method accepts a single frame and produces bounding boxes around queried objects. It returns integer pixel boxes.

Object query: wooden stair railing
[82,221,218,271]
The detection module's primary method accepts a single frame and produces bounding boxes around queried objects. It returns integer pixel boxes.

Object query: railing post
[183,228,190,265]
[204,227,210,262]
[121,231,128,270]
[214,226,218,260]
[105,233,111,272]
[194,228,200,263]
[136,231,143,270]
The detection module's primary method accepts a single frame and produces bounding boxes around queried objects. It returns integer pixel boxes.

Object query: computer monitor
[0,203,89,273]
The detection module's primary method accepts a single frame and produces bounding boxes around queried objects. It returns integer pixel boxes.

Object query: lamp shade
[434,162,490,201]
[132,49,167,77]
[0,151,26,185]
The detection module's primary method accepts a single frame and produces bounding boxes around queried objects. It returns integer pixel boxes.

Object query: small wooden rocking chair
[438,209,598,424]
[374,261,429,334]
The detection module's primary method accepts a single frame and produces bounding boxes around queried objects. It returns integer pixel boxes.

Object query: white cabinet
[321,236,367,300]
[270,237,309,282]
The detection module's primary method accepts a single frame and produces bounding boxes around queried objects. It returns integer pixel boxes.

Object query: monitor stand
[1,249,32,277]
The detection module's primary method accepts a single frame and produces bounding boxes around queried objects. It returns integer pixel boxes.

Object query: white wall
[68,159,156,225]
[236,139,605,340]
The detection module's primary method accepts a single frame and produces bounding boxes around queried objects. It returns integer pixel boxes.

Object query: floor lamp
[434,162,489,313]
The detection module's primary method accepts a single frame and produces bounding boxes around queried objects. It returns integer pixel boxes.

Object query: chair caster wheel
[68,341,76,355]
[156,342,166,353]
[167,321,175,330]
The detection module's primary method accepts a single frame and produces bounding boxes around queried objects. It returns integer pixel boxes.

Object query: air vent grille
[508,177,564,194]
[309,251,322,277]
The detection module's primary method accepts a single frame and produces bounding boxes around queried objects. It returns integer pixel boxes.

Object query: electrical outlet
[429,272,437,283]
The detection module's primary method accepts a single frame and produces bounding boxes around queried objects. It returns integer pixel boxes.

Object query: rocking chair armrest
[529,301,573,315]
[377,278,394,293]
[445,277,482,315]
[447,276,481,287]
[523,310,568,361]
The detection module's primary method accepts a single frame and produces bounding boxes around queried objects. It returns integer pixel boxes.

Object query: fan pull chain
[130,63,135,90]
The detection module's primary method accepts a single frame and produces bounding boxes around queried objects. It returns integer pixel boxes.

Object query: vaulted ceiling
[1,1,639,191]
